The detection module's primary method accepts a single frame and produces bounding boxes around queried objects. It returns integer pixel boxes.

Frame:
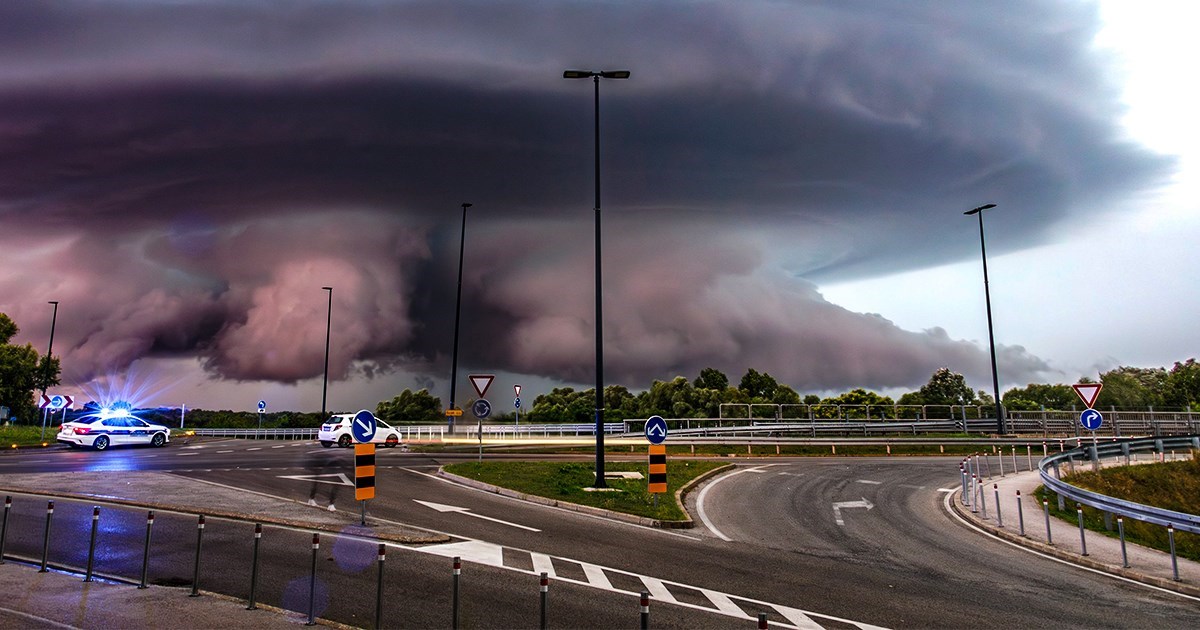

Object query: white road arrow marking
[414,500,541,532]
[277,473,354,487]
[832,498,875,526]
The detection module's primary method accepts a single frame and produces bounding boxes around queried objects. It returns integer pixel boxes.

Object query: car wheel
[385,434,399,448]
[320,441,334,448]
[93,436,110,451]
[151,433,166,447]
[337,434,352,448]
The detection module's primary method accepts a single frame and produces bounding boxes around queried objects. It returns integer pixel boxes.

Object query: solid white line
[696,469,749,542]
[856,479,882,485]
[0,606,80,629]
[942,485,1200,603]
[937,488,957,493]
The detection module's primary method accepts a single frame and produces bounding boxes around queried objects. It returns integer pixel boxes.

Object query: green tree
[376,389,443,424]
[820,388,895,418]
[1097,366,1167,409]
[1001,383,1076,410]
[738,369,779,401]
[1164,359,1200,410]
[693,367,729,391]
[0,313,58,423]
[917,368,975,407]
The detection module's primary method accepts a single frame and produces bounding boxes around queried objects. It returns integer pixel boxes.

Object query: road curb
[948,491,1200,598]
[437,463,735,529]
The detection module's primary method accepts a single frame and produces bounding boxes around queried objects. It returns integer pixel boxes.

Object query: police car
[318,414,404,448]
[56,415,171,451]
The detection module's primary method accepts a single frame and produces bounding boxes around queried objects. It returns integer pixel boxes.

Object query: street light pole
[564,69,629,488]
[449,202,472,431]
[964,203,1005,434]
[321,287,333,420]
[40,301,59,440]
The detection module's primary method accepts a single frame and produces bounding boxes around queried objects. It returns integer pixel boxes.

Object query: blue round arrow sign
[472,399,492,419]
[351,409,377,443]
[645,415,668,445]
[1079,409,1103,431]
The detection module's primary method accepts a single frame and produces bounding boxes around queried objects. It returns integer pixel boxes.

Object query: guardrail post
[139,511,155,588]
[640,591,650,630]
[1118,517,1129,568]
[0,496,10,565]
[539,572,549,630]
[247,523,262,610]
[306,533,319,626]
[39,500,54,572]
[1043,500,1053,544]
[1168,524,1180,581]
[375,544,385,630]
[994,484,1002,527]
[1076,505,1088,556]
[452,556,461,630]
[190,514,205,597]
[1016,490,1025,536]
[85,506,100,581]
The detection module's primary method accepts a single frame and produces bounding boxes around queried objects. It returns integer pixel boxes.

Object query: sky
[1,1,1196,413]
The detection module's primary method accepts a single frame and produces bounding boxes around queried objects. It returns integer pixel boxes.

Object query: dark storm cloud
[0,1,1163,393]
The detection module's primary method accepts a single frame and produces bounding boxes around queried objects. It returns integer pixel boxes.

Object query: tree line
[3,311,1198,427]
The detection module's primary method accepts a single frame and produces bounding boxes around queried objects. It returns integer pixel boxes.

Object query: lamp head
[964,203,997,216]
[462,202,473,209]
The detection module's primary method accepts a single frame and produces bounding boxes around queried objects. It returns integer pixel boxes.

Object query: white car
[57,416,171,451]
[318,414,404,448]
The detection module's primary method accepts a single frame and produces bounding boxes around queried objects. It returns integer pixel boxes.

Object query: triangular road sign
[1072,383,1103,409]
[469,374,495,398]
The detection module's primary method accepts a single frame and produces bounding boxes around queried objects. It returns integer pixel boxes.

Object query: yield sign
[469,374,495,399]
[1072,383,1103,409]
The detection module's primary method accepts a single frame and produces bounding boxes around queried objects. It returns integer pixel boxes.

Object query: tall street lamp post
[964,203,1005,434]
[449,202,472,431]
[321,287,333,420]
[40,300,59,440]
[564,69,629,488]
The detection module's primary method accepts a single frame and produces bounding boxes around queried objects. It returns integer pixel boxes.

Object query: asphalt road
[1,439,1198,628]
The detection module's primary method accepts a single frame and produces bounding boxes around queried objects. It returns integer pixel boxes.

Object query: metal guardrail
[188,427,318,439]
[1039,435,1200,534]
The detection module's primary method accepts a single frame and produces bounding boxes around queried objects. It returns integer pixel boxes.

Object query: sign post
[351,409,378,525]
[646,416,668,510]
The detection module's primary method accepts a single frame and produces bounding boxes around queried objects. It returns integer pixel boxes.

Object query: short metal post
[1016,491,1025,537]
[0,496,10,565]
[85,506,100,581]
[1168,524,1180,581]
[361,499,367,527]
[1076,505,1088,556]
[190,515,205,597]
[994,484,1002,527]
[998,450,1004,476]
[1043,500,1053,544]
[452,556,461,630]
[970,475,978,513]
[39,501,54,572]
[1026,445,1032,471]
[960,467,968,504]
[640,591,650,630]
[247,524,262,610]
[980,481,988,519]
[306,533,319,626]
[984,452,992,478]
[540,572,549,630]
[1118,517,1129,568]
[139,511,154,588]
[375,544,385,630]
[1011,447,1018,474]
[758,612,769,628]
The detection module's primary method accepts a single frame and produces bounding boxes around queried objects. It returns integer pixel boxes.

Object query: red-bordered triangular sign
[469,374,495,399]
[1072,383,1103,409]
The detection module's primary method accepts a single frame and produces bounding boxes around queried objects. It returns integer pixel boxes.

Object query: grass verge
[1035,451,1200,562]
[443,460,727,521]
[0,425,60,449]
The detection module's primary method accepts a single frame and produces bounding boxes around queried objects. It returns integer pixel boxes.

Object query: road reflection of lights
[282,576,329,617]
[332,525,376,573]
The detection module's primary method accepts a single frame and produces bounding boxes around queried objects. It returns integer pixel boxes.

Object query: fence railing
[1039,435,1200,534]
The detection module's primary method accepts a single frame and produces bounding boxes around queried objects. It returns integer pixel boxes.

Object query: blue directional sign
[472,399,492,419]
[1080,409,1103,431]
[351,409,378,443]
[514,397,521,409]
[645,415,668,445]
[258,400,267,411]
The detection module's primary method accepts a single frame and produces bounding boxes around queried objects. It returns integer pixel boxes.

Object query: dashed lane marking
[217,450,233,454]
